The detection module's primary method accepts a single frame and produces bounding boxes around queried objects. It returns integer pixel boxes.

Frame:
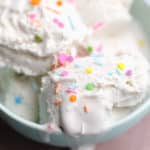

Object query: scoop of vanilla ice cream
[0,0,87,76]
[40,44,149,135]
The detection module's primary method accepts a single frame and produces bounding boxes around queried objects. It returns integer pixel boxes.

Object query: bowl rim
[0,96,150,136]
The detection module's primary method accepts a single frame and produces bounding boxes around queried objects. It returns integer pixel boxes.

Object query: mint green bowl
[0,0,150,148]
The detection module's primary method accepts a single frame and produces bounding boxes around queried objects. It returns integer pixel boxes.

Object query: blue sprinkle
[94,61,103,66]
[74,63,83,68]
[116,69,122,76]
[91,53,104,58]
[69,83,78,89]
[15,96,23,104]
[108,72,113,76]
[68,16,75,30]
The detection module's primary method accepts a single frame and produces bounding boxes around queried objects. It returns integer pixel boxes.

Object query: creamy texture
[0,69,40,121]
[41,34,149,135]
[0,0,87,76]
[75,0,133,32]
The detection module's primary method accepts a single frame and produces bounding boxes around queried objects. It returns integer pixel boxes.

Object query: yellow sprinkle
[138,39,145,48]
[85,67,94,74]
[117,63,126,71]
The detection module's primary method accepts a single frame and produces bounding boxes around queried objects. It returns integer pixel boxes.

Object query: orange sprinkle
[55,99,62,106]
[83,105,89,113]
[55,83,62,94]
[32,20,42,28]
[46,6,60,15]
[30,0,41,6]
[69,95,77,103]
[56,0,63,6]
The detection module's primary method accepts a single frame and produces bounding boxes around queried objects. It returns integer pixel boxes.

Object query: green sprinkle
[86,83,95,91]
[34,34,43,43]
[87,46,93,52]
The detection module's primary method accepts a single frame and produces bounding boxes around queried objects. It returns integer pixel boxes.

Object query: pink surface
[96,114,150,150]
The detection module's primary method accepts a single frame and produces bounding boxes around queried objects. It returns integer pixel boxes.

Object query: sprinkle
[55,99,62,106]
[53,18,64,28]
[61,70,69,77]
[96,44,103,53]
[94,61,103,66]
[86,83,95,91]
[66,88,76,94]
[58,53,67,65]
[116,69,122,76]
[56,0,63,6]
[92,21,104,31]
[85,67,94,74]
[87,46,93,53]
[28,13,37,20]
[126,70,133,76]
[137,39,145,48]
[30,0,41,6]
[55,83,62,94]
[67,0,75,4]
[83,105,89,113]
[69,95,77,103]
[46,7,60,15]
[108,72,113,76]
[117,63,126,71]
[74,63,83,68]
[67,55,74,63]
[67,16,75,30]
[34,34,43,43]
[15,96,23,104]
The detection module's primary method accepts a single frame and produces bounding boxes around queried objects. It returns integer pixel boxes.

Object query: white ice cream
[0,0,87,76]
[41,21,150,135]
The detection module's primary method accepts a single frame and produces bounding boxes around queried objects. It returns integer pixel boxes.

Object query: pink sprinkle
[126,70,133,76]
[28,13,37,20]
[53,18,64,28]
[58,22,64,28]
[53,18,59,23]
[66,88,76,94]
[67,0,75,4]
[61,70,69,77]
[67,56,74,63]
[96,44,103,53]
[93,21,104,31]
[58,53,68,65]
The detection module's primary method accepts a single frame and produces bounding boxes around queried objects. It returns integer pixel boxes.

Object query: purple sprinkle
[126,70,133,76]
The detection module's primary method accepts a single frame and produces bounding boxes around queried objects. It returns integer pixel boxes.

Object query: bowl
[0,0,150,149]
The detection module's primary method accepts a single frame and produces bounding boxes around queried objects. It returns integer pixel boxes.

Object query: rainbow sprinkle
[30,0,41,6]
[53,18,64,28]
[86,83,95,91]
[117,63,126,71]
[15,96,23,104]
[69,95,77,103]
[126,70,133,76]
[61,70,69,77]
[67,16,75,30]
[85,67,94,74]
[83,105,89,113]
[87,46,93,53]
[137,39,145,48]
[34,34,43,43]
